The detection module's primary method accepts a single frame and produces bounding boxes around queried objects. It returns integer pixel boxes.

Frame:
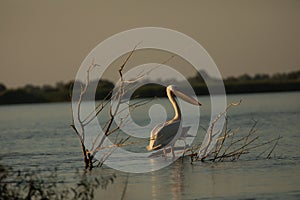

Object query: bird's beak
[172,88,202,106]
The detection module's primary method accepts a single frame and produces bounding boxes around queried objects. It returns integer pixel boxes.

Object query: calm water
[0,92,300,199]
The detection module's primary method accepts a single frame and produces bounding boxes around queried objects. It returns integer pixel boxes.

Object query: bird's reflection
[151,160,185,200]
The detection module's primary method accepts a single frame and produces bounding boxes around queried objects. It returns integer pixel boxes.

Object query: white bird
[146,85,201,158]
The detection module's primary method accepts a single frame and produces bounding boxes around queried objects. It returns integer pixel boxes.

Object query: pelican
[146,85,201,158]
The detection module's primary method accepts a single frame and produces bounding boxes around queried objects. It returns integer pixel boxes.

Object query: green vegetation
[0,80,114,105]
[0,163,116,200]
[132,70,300,98]
[0,70,299,105]
[223,71,300,94]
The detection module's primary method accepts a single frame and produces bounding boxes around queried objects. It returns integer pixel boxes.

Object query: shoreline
[0,88,299,106]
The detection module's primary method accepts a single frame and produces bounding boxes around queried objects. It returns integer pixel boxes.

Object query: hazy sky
[0,0,299,88]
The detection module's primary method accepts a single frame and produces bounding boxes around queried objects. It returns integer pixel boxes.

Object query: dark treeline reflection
[0,70,299,105]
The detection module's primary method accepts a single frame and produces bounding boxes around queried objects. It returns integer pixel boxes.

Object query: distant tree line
[0,70,299,105]
[132,70,300,97]
[188,70,300,95]
[0,80,114,105]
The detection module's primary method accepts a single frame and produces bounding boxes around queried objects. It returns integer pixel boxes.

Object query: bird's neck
[167,91,181,121]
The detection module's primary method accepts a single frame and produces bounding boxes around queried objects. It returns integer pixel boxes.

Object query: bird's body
[147,119,181,151]
[146,85,201,157]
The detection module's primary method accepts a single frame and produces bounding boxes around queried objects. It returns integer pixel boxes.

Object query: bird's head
[167,85,202,106]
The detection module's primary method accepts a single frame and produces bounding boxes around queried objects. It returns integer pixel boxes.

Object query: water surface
[0,92,299,199]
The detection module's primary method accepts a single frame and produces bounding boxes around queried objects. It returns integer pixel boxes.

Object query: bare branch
[266,135,281,159]
[76,59,97,143]
[213,116,229,161]
[198,100,242,160]
[236,120,258,159]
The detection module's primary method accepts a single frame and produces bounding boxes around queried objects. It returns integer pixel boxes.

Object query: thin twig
[266,135,280,159]
[198,100,242,160]
[236,120,258,159]
[213,116,228,161]
[120,174,129,200]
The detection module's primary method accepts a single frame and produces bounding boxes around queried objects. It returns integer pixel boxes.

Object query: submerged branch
[185,100,282,164]
[198,100,242,160]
